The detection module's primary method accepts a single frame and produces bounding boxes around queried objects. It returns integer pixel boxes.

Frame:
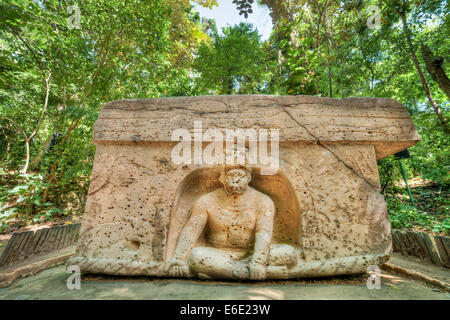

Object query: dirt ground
[0,263,448,300]
[389,253,450,285]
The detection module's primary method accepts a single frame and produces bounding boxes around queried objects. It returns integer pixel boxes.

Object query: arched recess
[165,167,302,261]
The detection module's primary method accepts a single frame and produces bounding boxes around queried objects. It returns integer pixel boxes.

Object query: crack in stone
[280,157,329,223]
[277,103,379,192]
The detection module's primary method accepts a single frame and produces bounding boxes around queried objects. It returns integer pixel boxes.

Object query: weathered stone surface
[94,95,419,159]
[69,95,419,279]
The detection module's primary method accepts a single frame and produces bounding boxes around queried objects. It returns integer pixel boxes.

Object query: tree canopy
[194,22,271,94]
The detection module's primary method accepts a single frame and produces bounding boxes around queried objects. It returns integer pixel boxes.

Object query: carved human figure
[165,167,298,280]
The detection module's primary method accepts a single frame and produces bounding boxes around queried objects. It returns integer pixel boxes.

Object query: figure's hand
[249,260,266,280]
[165,258,191,278]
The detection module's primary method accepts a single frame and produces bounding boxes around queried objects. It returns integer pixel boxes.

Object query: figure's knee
[189,247,208,270]
[269,244,298,267]
[188,247,236,279]
[188,247,221,272]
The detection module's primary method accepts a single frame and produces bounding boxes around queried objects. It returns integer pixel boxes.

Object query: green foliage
[409,111,450,186]
[0,0,448,235]
[0,0,213,229]
[193,22,272,94]
[378,157,403,193]
[389,204,449,235]
[0,170,61,231]
[268,1,449,222]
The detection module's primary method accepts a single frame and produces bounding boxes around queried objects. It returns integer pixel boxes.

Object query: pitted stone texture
[69,95,419,279]
[94,95,419,159]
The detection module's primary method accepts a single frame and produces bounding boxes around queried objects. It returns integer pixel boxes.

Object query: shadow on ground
[0,265,449,300]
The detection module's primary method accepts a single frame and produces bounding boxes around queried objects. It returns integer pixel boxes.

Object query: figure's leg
[268,244,298,267]
[266,244,299,279]
[189,245,300,280]
[189,247,248,279]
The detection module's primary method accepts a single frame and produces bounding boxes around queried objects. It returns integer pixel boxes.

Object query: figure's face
[223,169,251,195]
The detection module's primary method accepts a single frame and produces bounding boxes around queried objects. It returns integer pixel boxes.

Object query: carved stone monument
[68,95,419,280]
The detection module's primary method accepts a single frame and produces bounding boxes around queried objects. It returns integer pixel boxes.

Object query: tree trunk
[399,10,448,133]
[326,36,333,97]
[29,132,53,170]
[24,139,30,174]
[41,119,80,203]
[22,76,51,173]
[421,44,450,100]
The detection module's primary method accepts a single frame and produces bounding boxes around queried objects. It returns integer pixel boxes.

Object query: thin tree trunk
[1,18,52,172]
[22,75,51,174]
[321,2,333,98]
[24,139,30,174]
[29,131,53,169]
[40,32,112,202]
[421,44,450,100]
[41,119,80,203]
[327,41,333,98]
[399,9,448,132]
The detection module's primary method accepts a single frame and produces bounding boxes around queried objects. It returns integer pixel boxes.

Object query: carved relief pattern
[68,95,418,279]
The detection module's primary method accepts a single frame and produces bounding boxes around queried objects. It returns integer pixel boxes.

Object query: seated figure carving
[165,167,298,280]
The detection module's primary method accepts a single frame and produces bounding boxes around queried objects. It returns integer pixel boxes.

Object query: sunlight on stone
[247,288,284,300]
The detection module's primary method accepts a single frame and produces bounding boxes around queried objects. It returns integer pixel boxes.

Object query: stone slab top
[94,95,420,159]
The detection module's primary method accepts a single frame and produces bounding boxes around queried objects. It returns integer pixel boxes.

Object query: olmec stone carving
[166,167,298,280]
[68,95,419,280]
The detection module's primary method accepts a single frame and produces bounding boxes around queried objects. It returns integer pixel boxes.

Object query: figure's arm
[171,200,208,262]
[252,199,274,264]
[249,198,274,279]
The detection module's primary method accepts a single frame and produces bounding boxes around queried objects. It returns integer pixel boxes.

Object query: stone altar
[68,95,419,280]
